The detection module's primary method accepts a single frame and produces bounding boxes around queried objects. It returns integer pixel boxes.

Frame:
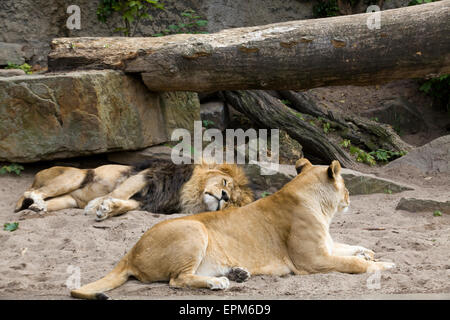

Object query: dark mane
[130,159,194,213]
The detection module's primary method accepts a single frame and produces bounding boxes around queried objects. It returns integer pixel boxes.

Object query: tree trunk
[48,1,450,92]
[278,90,412,153]
[221,90,355,167]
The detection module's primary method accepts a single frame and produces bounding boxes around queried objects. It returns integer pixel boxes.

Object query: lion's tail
[70,254,131,300]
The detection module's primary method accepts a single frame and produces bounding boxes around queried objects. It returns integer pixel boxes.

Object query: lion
[70,158,395,300]
[15,159,254,221]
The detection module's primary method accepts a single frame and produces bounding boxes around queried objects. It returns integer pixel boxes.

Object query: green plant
[433,210,442,217]
[4,222,19,232]
[369,149,407,162]
[97,0,165,36]
[349,145,376,166]
[202,119,215,128]
[385,188,393,194]
[280,99,291,106]
[5,62,32,74]
[408,0,436,5]
[339,139,351,148]
[152,9,208,36]
[323,122,331,134]
[261,191,271,198]
[419,74,449,114]
[0,163,24,175]
[313,0,340,18]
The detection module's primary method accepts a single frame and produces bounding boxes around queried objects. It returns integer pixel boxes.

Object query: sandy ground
[0,162,449,300]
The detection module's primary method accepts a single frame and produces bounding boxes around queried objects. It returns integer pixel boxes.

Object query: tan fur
[15,162,254,221]
[180,162,254,214]
[70,158,395,300]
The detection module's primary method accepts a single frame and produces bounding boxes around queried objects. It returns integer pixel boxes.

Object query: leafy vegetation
[5,62,32,74]
[408,0,437,5]
[97,0,165,36]
[340,140,406,166]
[313,0,340,18]
[3,222,19,232]
[151,9,208,36]
[433,210,442,217]
[202,119,215,128]
[419,74,449,114]
[261,191,271,198]
[0,163,24,175]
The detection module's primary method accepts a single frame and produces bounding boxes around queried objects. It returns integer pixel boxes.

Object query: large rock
[360,97,426,134]
[396,198,450,214]
[160,91,200,136]
[0,42,26,65]
[386,135,450,174]
[0,70,198,162]
[244,163,413,196]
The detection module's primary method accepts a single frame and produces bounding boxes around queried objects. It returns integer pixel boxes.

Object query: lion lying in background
[15,159,254,221]
[71,158,395,300]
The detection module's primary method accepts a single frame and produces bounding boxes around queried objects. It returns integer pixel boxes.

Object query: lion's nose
[221,190,229,202]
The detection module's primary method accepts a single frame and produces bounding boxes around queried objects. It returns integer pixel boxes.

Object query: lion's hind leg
[16,167,89,212]
[170,274,230,290]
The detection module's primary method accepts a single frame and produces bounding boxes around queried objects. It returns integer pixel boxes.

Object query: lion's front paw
[95,198,117,221]
[227,267,251,283]
[355,247,375,261]
[207,277,230,290]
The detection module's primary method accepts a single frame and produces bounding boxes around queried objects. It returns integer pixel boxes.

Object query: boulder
[0,70,198,163]
[0,69,26,77]
[396,198,450,214]
[243,163,413,196]
[386,135,450,174]
[0,42,26,66]
[360,97,426,134]
[160,91,201,137]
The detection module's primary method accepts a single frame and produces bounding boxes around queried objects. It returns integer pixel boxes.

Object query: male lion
[15,159,253,221]
[70,158,395,300]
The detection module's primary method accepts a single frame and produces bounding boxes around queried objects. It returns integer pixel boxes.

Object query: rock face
[0,69,26,77]
[243,163,413,197]
[0,42,27,66]
[0,70,199,162]
[360,97,426,134]
[160,91,201,137]
[386,135,450,174]
[0,0,315,67]
[396,198,450,214]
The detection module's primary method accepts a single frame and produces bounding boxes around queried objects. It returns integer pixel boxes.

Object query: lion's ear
[295,158,312,174]
[327,160,341,179]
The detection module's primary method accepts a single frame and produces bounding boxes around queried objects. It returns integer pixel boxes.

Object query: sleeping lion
[70,158,395,300]
[15,159,254,221]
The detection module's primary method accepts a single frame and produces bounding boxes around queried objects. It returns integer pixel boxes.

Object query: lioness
[15,159,253,221]
[70,158,395,299]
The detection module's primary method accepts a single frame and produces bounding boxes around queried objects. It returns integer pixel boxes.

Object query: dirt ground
[0,160,449,300]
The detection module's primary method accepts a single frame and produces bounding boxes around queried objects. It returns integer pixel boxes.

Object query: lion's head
[180,162,254,213]
[294,158,350,215]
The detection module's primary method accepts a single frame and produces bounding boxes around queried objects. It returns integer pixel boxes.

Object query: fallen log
[278,90,412,153]
[221,90,355,167]
[48,1,450,92]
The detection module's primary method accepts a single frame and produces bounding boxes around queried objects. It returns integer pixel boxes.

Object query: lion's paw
[227,267,251,283]
[95,198,117,221]
[207,277,230,290]
[355,247,375,261]
[367,261,396,273]
[23,191,47,212]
